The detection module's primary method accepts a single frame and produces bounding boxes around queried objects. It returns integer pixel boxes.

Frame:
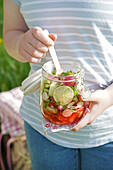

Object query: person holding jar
[3,0,113,169]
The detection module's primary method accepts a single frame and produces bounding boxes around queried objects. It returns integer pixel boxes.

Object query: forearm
[3,30,28,63]
[104,83,113,108]
[3,0,55,64]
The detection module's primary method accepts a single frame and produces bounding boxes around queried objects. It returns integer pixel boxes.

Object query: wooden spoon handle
[44,29,63,74]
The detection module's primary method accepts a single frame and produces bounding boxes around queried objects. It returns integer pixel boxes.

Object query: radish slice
[57,105,64,111]
[67,101,75,108]
[77,102,83,108]
[42,92,49,100]
[62,109,73,117]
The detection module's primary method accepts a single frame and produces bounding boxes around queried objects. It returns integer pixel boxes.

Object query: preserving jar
[40,61,90,125]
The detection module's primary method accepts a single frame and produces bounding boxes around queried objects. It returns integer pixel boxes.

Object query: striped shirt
[14,0,113,148]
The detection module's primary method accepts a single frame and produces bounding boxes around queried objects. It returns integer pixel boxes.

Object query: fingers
[32,27,54,46]
[72,104,92,132]
[24,42,45,59]
[72,89,108,132]
[30,40,49,53]
[20,49,42,63]
[25,29,49,52]
[20,40,46,63]
[72,100,100,132]
[72,113,90,132]
[20,27,57,63]
[49,33,57,41]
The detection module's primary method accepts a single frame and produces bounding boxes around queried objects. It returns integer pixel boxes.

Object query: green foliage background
[0,0,30,92]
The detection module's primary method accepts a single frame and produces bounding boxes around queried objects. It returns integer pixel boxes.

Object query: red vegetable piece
[67,112,78,124]
[76,107,84,118]
[43,108,52,116]
[62,109,73,117]
[67,107,84,124]
[57,115,68,123]
[63,76,76,86]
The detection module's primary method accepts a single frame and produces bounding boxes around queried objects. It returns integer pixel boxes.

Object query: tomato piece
[57,115,68,123]
[67,112,78,124]
[43,108,52,116]
[76,107,84,118]
[63,76,76,86]
[49,118,56,124]
[67,107,84,124]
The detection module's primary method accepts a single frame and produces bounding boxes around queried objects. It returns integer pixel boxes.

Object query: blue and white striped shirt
[14,0,113,148]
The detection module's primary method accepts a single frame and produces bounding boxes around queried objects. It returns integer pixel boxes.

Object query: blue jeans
[24,121,113,170]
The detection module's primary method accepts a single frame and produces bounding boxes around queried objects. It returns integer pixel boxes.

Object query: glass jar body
[40,61,87,125]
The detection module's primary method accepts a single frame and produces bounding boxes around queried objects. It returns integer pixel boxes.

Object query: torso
[16,0,113,148]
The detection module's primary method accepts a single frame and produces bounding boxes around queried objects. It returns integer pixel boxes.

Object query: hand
[19,27,57,63]
[72,88,112,132]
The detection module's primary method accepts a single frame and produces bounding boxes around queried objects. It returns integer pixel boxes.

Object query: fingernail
[34,51,39,57]
[32,58,40,62]
[50,40,54,46]
[35,51,43,58]
[42,47,48,52]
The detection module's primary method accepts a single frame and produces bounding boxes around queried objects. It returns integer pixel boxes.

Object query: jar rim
[42,61,84,82]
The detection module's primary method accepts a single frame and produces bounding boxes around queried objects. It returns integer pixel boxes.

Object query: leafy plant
[0,0,30,92]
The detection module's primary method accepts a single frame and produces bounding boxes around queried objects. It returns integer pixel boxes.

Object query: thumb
[49,33,57,42]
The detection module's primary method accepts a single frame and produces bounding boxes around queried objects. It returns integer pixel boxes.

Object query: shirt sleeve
[13,0,21,6]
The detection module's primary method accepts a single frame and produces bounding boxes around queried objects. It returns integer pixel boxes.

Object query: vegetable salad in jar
[40,61,90,126]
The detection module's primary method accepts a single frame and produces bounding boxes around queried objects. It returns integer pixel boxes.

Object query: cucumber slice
[49,83,57,96]
[42,92,49,100]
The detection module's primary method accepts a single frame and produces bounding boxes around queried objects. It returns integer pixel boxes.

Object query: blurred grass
[0,0,30,92]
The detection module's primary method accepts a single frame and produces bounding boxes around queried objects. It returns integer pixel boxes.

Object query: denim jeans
[24,121,113,170]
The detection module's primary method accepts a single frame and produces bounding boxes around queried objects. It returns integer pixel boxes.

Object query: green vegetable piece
[73,96,78,102]
[44,83,50,88]
[42,92,49,100]
[49,83,57,96]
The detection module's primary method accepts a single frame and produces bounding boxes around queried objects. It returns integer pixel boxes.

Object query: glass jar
[40,61,90,125]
